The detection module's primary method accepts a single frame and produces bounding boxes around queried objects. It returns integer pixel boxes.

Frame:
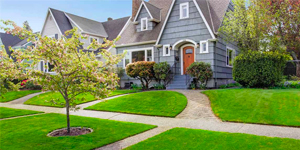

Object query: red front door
[183,46,195,74]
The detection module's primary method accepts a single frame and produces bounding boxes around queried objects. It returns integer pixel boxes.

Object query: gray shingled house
[117,0,239,89]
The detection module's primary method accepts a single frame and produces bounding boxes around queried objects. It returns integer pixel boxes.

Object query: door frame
[180,44,196,75]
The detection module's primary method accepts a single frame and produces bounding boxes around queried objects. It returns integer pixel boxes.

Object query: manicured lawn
[202,89,300,127]
[0,113,155,150]
[24,90,140,108]
[0,90,41,102]
[85,91,187,117]
[126,128,300,150]
[0,107,43,119]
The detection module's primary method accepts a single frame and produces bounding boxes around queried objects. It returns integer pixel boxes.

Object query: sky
[0,0,134,32]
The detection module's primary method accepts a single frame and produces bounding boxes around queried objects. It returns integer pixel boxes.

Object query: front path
[1,90,300,149]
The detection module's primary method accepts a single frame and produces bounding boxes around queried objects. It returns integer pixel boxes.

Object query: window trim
[123,47,154,68]
[163,44,171,56]
[200,40,209,54]
[226,47,236,68]
[180,2,189,19]
[141,17,148,31]
[89,36,99,44]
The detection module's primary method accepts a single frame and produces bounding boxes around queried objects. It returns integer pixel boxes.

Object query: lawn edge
[0,90,42,103]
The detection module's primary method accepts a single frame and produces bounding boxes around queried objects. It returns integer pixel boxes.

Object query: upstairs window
[141,17,148,31]
[163,45,170,56]
[89,36,99,44]
[180,2,189,19]
[226,47,236,67]
[200,41,209,53]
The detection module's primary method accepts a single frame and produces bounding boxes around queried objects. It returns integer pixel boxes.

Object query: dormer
[133,1,161,32]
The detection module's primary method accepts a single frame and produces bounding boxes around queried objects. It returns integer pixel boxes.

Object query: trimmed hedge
[233,51,289,87]
[187,62,213,88]
[126,61,155,89]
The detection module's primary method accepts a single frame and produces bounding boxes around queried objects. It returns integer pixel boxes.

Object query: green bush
[126,61,155,89]
[153,84,165,90]
[219,83,241,89]
[233,51,289,88]
[24,81,42,90]
[186,62,213,89]
[153,62,171,87]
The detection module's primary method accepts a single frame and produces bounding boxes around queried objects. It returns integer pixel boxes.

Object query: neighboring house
[116,0,239,89]
[0,32,33,57]
[40,8,131,73]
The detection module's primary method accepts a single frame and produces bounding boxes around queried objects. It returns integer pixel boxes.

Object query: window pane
[125,52,130,67]
[165,47,169,55]
[48,62,54,72]
[147,50,152,61]
[132,51,145,63]
[142,19,147,30]
[202,43,207,52]
[228,49,233,66]
[186,49,193,54]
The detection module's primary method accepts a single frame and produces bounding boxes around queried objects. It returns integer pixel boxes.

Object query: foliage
[233,51,289,87]
[24,80,42,90]
[85,91,188,117]
[290,75,300,81]
[113,67,125,87]
[1,20,124,133]
[153,62,171,86]
[202,89,300,127]
[23,21,32,31]
[186,62,213,88]
[130,83,142,90]
[126,61,155,89]
[0,107,42,119]
[272,81,300,89]
[126,128,300,150]
[190,83,196,90]
[0,113,155,150]
[219,83,241,89]
[153,84,165,90]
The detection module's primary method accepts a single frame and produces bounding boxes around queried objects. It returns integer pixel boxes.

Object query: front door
[183,46,195,74]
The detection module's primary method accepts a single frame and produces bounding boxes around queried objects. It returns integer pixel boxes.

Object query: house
[40,8,131,73]
[116,0,239,89]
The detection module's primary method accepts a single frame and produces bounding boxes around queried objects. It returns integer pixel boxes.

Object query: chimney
[132,0,142,21]
[107,17,113,21]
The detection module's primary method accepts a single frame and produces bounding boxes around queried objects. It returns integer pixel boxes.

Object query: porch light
[197,43,200,48]
[170,45,172,50]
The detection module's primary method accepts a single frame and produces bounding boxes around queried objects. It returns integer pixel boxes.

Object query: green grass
[0,90,41,102]
[0,113,155,150]
[24,90,140,108]
[85,91,187,117]
[126,128,300,150]
[202,89,300,127]
[0,107,43,119]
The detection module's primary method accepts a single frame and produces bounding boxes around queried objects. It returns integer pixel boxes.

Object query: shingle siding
[136,6,157,32]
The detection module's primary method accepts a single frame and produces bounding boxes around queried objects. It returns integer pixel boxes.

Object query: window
[180,2,189,19]
[40,60,55,73]
[141,17,148,31]
[163,45,170,56]
[89,36,99,44]
[226,47,236,67]
[200,41,209,53]
[123,48,154,68]
[47,35,56,39]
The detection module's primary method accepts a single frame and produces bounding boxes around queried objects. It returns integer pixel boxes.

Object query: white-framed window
[47,35,56,39]
[226,47,236,67]
[123,47,154,68]
[141,17,148,31]
[180,2,189,19]
[40,60,55,73]
[163,45,171,56]
[89,36,99,44]
[200,41,209,53]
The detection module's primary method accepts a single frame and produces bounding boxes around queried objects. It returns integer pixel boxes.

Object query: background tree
[23,21,32,31]
[1,20,124,133]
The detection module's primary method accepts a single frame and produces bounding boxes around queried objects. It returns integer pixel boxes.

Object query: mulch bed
[48,127,93,137]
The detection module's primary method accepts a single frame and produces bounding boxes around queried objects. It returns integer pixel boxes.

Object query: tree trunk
[66,102,70,133]
[297,62,300,78]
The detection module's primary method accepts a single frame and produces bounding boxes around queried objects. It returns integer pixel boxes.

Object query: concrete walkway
[1,90,300,149]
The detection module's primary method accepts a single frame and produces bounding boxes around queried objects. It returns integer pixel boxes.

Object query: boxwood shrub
[233,51,289,88]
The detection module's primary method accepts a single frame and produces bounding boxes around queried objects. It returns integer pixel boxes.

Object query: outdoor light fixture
[197,43,200,48]
[170,45,172,50]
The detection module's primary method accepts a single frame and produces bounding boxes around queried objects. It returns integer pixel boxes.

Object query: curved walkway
[0,90,300,149]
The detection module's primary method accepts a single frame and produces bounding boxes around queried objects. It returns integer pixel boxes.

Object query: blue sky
[0,0,133,32]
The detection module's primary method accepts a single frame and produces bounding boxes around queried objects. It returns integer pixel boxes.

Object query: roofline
[217,0,232,32]
[133,1,154,22]
[64,12,84,32]
[193,0,216,39]
[81,31,107,38]
[155,0,176,45]
[48,8,63,36]
[206,0,216,33]
[107,17,132,52]
[116,40,156,48]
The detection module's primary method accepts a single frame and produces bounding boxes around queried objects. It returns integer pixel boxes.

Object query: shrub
[290,75,300,81]
[153,62,171,87]
[219,83,241,89]
[153,84,165,90]
[130,84,142,90]
[233,51,289,88]
[24,80,42,90]
[186,62,213,89]
[126,61,155,89]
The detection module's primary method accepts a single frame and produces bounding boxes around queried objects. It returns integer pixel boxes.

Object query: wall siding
[42,13,61,39]
[136,6,156,32]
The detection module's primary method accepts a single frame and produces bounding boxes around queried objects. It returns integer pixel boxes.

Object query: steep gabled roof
[49,8,73,37]
[65,12,108,37]
[144,1,161,21]
[102,16,131,41]
[0,32,23,56]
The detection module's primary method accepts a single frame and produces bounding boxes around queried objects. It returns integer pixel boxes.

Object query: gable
[41,12,61,38]
[158,0,213,45]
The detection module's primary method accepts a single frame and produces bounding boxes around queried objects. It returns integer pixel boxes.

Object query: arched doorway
[182,46,195,74]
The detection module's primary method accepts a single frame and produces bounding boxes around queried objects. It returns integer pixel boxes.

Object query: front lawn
[202,89,300,127]
[126,128,300,150]
[0,90,41,102]
[85,91,187,117]
[0,107,43,119]
[0,113,155,150]
[24,90,140,108]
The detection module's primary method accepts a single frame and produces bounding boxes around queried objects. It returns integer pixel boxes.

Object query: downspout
[213,40,218,89]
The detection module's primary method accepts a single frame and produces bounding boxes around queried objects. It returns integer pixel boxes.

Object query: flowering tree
[1,20,124,133]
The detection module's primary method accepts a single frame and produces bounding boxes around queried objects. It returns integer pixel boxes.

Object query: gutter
[116,40,157,48]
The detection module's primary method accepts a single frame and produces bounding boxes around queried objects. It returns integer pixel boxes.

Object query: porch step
[166,75,190,90]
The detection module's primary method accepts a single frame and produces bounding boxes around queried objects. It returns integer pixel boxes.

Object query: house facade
[116,0,239,89]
